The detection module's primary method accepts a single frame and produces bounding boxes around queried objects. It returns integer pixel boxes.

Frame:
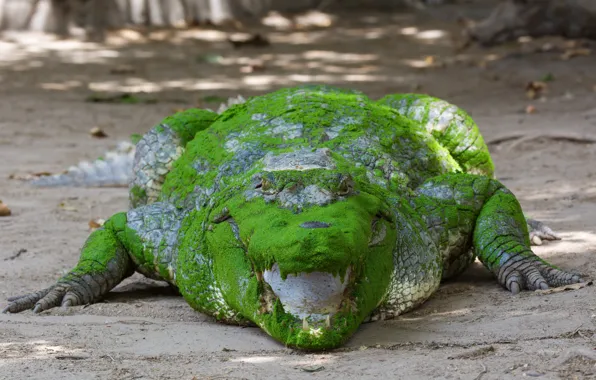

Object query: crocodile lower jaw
[262,263,351,322]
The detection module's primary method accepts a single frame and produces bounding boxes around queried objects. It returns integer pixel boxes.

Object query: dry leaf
[525,81,548,100]
[0,200,11,217]
[560,48,591,60]
[90,127,108,138]
[535,281,592,295]
[58,202,78,212]
[525,105,537,114]
[89,218,106,231]
[424,56,435,65]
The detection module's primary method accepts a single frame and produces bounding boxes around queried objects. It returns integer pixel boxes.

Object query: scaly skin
[3,85,584,350]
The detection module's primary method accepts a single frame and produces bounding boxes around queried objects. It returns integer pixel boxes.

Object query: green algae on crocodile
[2,85,583,351]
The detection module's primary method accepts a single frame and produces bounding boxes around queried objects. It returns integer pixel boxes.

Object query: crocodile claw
[501,259,583,295]
[527,218,561,245]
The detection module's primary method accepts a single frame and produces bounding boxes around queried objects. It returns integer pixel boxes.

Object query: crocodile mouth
[262,263,351,321]
[256,213,387,324]
[217,216,353,322]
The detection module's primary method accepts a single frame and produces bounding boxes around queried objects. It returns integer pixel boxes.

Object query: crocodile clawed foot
[3,287,52,314]
[2,283,85,314]
[527,218,561,245]
[501,259,583,295]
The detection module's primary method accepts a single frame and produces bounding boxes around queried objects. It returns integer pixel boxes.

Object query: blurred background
[1,0,594,106]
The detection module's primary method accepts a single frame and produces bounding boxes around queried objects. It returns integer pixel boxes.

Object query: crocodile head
[207,149,396,350]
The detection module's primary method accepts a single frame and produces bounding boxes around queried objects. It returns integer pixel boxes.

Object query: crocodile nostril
[300,221,331,229]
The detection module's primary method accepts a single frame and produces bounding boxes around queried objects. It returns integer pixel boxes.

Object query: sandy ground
[0,4,595,380]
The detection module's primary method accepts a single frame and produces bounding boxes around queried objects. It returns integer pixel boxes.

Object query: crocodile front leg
[379,93,559,247]
[474,184,582,293]
[3,214,133,313]
[413,173,583,293]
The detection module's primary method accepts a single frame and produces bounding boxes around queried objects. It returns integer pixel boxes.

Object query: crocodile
[3,85,583,350]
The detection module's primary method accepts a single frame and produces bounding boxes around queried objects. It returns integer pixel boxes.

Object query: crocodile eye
[260,177,272,191]
[254,174,275,193]
[337,175,354,196]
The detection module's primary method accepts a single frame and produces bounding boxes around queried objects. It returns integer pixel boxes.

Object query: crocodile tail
[29,95,248,188]
[30,142,135,187]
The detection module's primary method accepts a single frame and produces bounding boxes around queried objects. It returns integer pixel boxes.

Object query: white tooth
[302,317,309,331]
[325,315,331,329]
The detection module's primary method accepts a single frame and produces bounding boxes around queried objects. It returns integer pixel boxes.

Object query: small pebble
[0,201,11,217]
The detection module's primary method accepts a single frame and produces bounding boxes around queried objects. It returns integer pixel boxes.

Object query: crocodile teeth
[325,315,331,329]
[302,317,309,331]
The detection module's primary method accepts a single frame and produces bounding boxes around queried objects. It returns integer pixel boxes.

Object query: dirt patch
[1,5,595,380]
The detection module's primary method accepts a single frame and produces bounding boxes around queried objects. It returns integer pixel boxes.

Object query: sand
[0,5,595,380]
